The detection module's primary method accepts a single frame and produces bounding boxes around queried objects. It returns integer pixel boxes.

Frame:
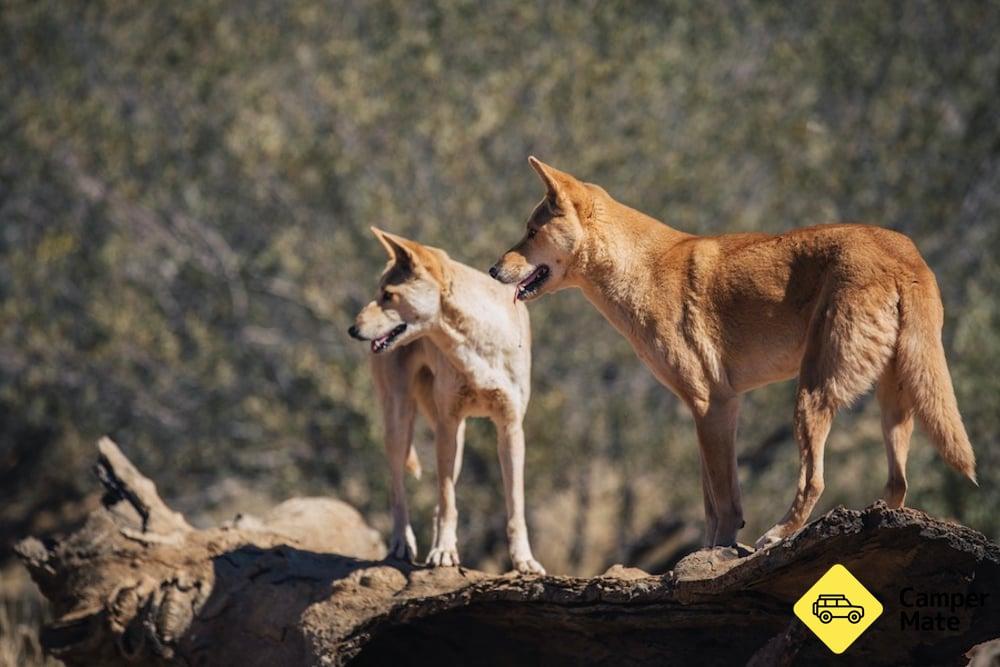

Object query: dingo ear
[370,226,414,267]
[528,156,593,219]
[528,156,580,202]
[528,156,564,200]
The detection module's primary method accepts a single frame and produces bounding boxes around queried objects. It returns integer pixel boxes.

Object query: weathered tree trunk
[15,438,1000,666]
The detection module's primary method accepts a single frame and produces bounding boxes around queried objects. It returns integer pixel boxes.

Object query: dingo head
[489,156,593,301]
[348,228,451,354]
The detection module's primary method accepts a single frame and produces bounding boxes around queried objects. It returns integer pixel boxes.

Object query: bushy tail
[405,445,422,479]
[896,278,976,483]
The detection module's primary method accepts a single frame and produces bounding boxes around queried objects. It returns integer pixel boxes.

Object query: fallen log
[15,438,1000,666]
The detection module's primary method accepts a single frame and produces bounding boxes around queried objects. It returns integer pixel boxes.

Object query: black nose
[347,325,361,340]
[488,265,499,279]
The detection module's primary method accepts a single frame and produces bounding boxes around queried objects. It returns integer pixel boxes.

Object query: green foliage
[1,0,997,575]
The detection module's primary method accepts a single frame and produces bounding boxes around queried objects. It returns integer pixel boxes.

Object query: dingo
[350,228,544,573]
[490,157,976,550]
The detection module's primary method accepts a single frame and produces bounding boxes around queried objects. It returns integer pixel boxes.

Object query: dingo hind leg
[496,418,545,574]
[757,284,898,549]
[700,460,719,547]
[877,360,914,508]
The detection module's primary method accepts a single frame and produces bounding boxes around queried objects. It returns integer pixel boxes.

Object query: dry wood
[15,439,1000,666]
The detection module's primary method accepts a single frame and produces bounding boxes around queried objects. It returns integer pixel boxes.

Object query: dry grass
[0,565,60,667]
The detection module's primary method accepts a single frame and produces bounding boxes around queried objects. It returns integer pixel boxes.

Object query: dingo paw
[754,527,787,550]
[388,528,417,562]
[426,547,460,567]
[512,557,546,575]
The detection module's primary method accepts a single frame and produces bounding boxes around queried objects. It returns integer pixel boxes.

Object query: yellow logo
[793,563,883,654]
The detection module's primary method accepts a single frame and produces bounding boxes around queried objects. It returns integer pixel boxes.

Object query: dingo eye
[527,228,537,239]
[381,290,392,302]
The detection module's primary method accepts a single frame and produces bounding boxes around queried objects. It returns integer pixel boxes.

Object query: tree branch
[15,438,1000,666]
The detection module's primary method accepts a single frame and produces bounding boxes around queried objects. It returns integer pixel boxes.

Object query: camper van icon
[812,594,865,624]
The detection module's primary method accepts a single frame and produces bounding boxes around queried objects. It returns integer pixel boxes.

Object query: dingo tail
[405,445,422,479]
[896,277,976,483]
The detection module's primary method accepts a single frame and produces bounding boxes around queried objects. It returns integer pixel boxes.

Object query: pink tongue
[519,273,531,289]
[514,271,534,302]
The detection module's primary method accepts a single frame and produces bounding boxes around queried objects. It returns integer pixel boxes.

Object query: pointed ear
[528,156,594,219]
[370,226,414,266]
[530,155,585,202]
[527,156,564,200]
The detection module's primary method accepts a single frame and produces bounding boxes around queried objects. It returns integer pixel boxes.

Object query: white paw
[426,547,461,567]
[754,528,786,551]
[388,528,417,562]
[512,557,546,575]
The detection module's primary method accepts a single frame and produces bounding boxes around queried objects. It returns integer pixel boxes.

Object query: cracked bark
[15,438,1000,666]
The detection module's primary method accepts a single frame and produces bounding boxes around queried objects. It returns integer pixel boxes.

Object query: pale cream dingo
[350,228,544,573]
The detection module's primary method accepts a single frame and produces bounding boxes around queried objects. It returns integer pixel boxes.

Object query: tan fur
[491,157,976,550]
[350,228,543,573]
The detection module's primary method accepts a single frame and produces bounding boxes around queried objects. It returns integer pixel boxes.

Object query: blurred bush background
[2,1,998,655]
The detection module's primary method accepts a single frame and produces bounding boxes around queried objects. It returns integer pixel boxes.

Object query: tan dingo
[490,157,976,550]
[349,228,544,573]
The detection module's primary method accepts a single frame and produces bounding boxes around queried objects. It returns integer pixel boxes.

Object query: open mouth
[515,265,550,301]
[371,324,407,353]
